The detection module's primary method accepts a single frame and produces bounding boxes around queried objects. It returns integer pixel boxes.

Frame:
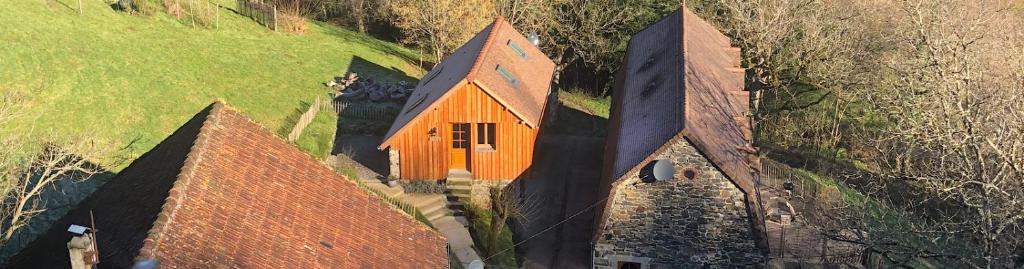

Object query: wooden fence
[287,96,322,142]
[352,179,432,227]
[758,159,867,266]
[236,0,277,31]
[326,99,398,122]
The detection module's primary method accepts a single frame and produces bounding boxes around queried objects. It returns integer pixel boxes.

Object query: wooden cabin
[379,17,556,181]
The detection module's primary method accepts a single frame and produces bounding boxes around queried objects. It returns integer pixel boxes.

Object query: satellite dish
[640,159,675,183]
[527,32,540,46]
[468,260,484,269]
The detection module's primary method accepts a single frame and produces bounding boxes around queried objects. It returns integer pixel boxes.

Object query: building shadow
[342,55,420,85]
[332,135,389,177]
[507,99,608,268]
[316,24,436,72]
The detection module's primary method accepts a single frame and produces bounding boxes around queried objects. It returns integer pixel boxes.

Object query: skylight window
[496,65,519,87]
[404,94,428,114]
[421,65,444,85]
[507,40,528,60]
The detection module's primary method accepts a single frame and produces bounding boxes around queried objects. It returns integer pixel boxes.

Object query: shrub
[399,180,446,194]
[132,0,163,15]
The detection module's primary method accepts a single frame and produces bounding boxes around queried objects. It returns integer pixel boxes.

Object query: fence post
[272,5,278,32]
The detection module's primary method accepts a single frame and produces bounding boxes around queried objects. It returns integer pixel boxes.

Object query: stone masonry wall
[594,139,762,268]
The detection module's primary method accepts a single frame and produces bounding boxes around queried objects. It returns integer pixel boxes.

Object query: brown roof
[603,7,754,193]
[6,102,447,269]
[380,17,555,147]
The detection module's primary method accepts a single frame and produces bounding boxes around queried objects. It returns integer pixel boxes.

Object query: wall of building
[387,83,539,180]
[593,139,763,268]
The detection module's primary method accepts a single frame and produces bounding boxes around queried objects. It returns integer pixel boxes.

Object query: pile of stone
[326,72,415,103]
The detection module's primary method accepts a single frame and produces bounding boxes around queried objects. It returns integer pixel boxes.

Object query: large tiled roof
[381,17,555,147]
[6,102,448,269]
[604,7,755,192]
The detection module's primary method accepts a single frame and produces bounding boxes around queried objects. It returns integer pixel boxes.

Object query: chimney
[67,233,97,269]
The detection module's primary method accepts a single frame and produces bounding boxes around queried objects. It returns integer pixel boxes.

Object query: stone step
[447,188,472,198]
[405,194,447,208]
[424,208,449,222]
[419,200,448,219]
[359,180,405,198]
[446,175,473,184]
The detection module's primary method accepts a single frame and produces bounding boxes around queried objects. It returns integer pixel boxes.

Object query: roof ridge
[467,17,504,80]
[136,101,225,261]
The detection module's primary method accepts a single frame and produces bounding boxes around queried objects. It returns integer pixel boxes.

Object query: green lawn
[466,204,518,268]
[292,106,338,159]
[559,88,611,118]
[0,0,423,169]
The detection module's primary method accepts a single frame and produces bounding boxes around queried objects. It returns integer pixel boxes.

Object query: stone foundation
[388,149,400,179]
[594,139,763,268]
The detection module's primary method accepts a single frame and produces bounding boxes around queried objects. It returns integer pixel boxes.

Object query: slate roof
[603,7,755,193]
[5,102,448,269]
[380,17,556,147]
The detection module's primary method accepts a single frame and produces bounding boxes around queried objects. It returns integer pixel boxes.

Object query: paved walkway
[329,152,481,267]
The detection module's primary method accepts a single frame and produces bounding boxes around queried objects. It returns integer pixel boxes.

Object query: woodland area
[312,0,1021,267]
[1,0,1022,267]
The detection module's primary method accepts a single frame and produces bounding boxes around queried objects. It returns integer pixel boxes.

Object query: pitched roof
[5,102,448,269]
[380,17,556,147]
[603,7,755,192]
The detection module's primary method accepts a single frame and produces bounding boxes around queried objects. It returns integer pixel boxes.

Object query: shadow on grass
[277,100,312,137]
[0,157,115,263]
[315,21,435,72]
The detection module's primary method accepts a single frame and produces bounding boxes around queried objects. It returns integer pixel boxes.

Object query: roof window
[496,65,520,88]
[507,40,528,60]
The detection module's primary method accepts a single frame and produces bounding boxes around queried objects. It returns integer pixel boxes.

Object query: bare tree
[0,91,121,246]
[485,184,538,259]
[386,0,496,63]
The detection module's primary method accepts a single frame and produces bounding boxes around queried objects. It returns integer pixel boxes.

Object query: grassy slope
[559,89,611,118]
[293,107,338,159]
[466,204,518,268]
[0,0,423,168]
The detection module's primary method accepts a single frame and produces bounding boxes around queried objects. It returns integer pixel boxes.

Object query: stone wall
[388,149,400,179]
[594,139,763,268]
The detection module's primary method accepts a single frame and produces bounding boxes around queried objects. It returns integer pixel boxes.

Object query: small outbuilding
[591,7,767,268]
[379,17,556,182]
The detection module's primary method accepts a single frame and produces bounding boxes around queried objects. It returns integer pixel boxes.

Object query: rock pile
[326,72,415,103]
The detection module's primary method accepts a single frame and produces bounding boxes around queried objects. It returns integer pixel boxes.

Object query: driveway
[514,135,605,269]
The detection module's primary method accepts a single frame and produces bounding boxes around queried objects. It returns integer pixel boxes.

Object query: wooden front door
[450,123,470,170]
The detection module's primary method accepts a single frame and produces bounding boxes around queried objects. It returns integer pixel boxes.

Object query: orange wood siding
[387,83,539,180]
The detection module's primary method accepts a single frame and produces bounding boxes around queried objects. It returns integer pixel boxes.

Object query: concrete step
[419,200,448,219]
[424,207,449,222]
[359,180,405,198]
[447,170,472,180]
[447,189,471,198]
[446,175,473,185]
[405,194,447,208]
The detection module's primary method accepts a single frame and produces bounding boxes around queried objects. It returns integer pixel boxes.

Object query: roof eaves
[378,79,472,149]
[135,102,224,262]
[471,79,538,128]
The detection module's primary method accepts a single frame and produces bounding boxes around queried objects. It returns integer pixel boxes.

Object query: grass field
[0,0,424,168]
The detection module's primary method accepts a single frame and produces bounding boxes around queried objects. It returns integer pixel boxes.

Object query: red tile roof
[603,7,755,192]
[381,17,555,147]
[6,102,448,269]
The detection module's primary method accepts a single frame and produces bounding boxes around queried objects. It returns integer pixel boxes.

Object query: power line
[481,195,611,262]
